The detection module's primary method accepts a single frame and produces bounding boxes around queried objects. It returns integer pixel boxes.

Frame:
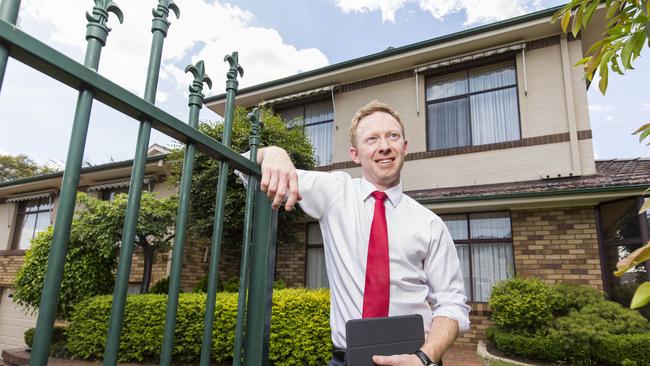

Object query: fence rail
[0,1,276,365]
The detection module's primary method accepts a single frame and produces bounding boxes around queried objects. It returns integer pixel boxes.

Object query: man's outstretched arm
[255,146,301,210]
[372,316,459,366]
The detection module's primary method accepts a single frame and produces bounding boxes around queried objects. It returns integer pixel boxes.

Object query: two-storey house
[205,5,650,344]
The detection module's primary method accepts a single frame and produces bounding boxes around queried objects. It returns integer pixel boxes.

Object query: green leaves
[632,123,650,144]
[614,241,650,277]
[630,282,650,309]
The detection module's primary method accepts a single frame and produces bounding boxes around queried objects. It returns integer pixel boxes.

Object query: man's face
[348,111,408,191]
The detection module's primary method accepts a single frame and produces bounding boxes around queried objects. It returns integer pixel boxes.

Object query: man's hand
[257,146,301,210]
[372,354,424,366]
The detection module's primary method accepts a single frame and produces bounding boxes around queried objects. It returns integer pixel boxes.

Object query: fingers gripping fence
[0,1,278,365]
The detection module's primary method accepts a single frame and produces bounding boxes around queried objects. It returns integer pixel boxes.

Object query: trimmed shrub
[67,289,331,364]
[193,275,288,293]
[485,327,563,361]
[24,326,68,358]
[488,277,558,334]
[552,282,606,315]
[148,277,170,294]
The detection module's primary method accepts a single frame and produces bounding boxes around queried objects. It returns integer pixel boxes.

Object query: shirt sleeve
[296,170,344,220]
[425,218,471,334]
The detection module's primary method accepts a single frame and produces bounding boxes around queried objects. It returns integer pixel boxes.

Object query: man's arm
[372,316,459,366]
[255,146,301,211]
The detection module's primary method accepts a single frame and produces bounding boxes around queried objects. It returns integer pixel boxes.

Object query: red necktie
[362,191,390,318]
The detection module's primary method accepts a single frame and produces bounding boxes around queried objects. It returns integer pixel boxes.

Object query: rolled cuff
[431,293,471,334]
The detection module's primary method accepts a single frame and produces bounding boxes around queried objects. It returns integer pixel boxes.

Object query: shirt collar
[361,177,403,208]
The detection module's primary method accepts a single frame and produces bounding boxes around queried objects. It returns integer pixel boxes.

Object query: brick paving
[442,344,485,366]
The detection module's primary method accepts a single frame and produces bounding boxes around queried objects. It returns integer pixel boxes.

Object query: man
[255,101,469,366]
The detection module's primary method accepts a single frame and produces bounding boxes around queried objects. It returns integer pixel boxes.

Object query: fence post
[103,2,179,365]
[0,0,21,93]
[243,193,278,366]
[232,108,262,366]
[29,2,123,365]
[199,51,244,366]
[159,60,211,366]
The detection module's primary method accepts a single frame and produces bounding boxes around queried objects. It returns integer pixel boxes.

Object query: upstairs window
[12,197,52,250]
[426,61,520,150]
[278,100,333,166]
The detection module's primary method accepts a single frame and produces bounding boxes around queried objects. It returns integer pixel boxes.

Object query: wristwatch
[414,349,439,366]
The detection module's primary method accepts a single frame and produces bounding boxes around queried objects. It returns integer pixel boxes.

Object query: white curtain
[307,223,329,288]
[470,88,519,145]
[441,214,469,240]
[427,98,470,150]
[469,212,511,239]
[426,70,467,100]
[471,243,514,302]
[455,244,472,300]
[279,101,333,166]
[305,122,332,166]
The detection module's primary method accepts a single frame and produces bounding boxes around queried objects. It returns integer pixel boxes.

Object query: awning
[86,177,152,192]
[413,42,526,73]
[259,85,339,106]
[6,190,57,203]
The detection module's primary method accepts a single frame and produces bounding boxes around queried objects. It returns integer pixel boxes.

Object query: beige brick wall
[511,207,603,289]
[0,254,24,286]
[127,247,170,288]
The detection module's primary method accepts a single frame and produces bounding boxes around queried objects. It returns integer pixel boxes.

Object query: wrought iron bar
[0,21,259,175]
[159,60,211,366]
[232,108,261,366]
[243,191,278,366]
[29,2,123,366]
[0,0,20,93]
[103,2,179,365]
[199,52,243,366]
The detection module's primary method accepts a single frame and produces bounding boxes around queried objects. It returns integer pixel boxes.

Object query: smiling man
[255,100,470,366]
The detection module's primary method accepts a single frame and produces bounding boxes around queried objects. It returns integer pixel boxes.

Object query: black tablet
[345,314,424,366]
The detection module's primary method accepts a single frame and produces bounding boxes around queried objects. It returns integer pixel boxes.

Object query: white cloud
[21,0,329,101]
[334,0,545,24]
[642,102,650,109]
[588,103,615,113]
[605,115,614,123]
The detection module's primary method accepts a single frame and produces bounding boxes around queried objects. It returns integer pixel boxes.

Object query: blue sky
[0,0,648,167]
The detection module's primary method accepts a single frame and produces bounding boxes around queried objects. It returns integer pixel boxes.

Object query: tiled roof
[407,158,650,201]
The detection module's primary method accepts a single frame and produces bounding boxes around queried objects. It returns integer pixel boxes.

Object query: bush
[24,326,68,358]
[488,277,558,334]
[148,277,170,294]
[552,282,606,315]
[67,289,331,364]
[193,275,288,293]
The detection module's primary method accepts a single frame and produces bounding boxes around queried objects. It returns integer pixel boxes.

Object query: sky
[0,0,648,167]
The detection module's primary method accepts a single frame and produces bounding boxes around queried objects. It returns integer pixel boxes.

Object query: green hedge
[487,278,650,365]
[66,289,331,365]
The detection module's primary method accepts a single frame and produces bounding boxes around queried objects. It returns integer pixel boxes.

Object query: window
[441,212,514,302]
[278,100,333,166]
[305,222,328,288]
[599,197,650,318]
[101,185,130,201]
[12,197,52,250]
[426,61,520,150]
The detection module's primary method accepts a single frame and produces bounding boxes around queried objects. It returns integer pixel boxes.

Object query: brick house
[204,5,650,345]
[1,4,650,353]
[0,146,175,352]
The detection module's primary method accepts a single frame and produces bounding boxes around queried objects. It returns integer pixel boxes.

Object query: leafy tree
[74,192,178,293]
[0,154,56,182]
[13,192,178,319]
[168,106,315,250]
[552,0,650,142]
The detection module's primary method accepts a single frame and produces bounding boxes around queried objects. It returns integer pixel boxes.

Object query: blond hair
[349,100,405,146]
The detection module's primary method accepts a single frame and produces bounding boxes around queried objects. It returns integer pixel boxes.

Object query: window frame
[11,197,53,251]
[304,222,328,288]
[441,211,515,303]
[275,98,334,166]
[424,58,523,152]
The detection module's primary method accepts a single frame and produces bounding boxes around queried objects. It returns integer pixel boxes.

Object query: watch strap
[414,349,437,366]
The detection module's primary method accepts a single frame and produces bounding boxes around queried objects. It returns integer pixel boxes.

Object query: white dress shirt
[297,170,470,349]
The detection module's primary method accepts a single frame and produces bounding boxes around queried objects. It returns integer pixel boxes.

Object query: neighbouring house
[0,146,177,353]
[204,5,650,345]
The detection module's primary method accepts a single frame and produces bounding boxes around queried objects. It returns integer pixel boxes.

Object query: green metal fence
[0,1,277,365]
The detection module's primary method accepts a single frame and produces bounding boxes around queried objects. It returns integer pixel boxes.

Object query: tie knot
[371,191,387,202]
